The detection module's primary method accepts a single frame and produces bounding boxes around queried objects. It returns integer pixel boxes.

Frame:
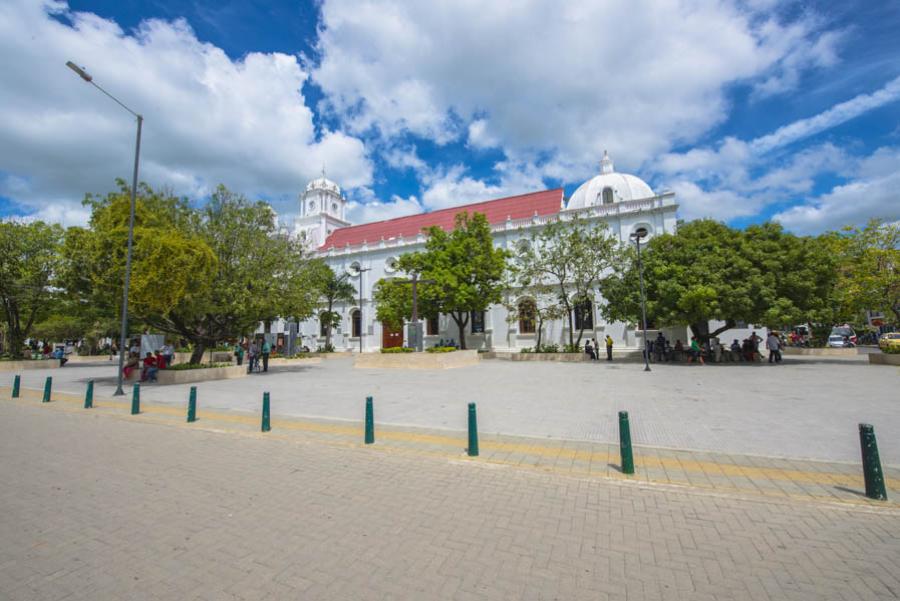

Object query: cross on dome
[600,150,614,174]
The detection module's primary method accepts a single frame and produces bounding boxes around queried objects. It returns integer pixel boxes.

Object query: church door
[382,322,403,349]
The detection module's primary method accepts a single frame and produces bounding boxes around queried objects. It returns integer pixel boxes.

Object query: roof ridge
[339,188,563,232]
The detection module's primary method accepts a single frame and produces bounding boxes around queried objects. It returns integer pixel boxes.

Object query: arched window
[351,310,361,338]
[518,299,536,334]
[602,187,614,205]
[574,299,594,331]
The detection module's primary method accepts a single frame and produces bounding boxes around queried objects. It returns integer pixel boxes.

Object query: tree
[0,220,63,358]
[316,264,357,350]
[832,219,899,324]
[374,212,508,349]
[601,219,840,341]
[518,215,620,348]
[68,183,324,363]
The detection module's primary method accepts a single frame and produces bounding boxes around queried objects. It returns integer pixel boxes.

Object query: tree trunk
[451,312,468,350]
[189,342,206,365]
[535,315,544,350]
[689,319,735,343]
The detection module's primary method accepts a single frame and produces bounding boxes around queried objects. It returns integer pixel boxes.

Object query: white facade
[264,154,733,353]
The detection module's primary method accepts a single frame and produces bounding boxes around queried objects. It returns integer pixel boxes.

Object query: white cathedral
[266,153,753,352]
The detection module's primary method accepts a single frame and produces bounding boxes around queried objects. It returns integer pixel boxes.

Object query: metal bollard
[187,386,197,423]
[467,402,479,457]
[859,423,887,501]
[84,380,94,409]
[12,375,20,398]
[131,383,140,415]
[365,396,374,444]
[618,411,635,475]
[261,392,271,432]
[42,377,52,403]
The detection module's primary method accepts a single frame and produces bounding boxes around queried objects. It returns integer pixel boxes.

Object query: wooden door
[382,322,403,349]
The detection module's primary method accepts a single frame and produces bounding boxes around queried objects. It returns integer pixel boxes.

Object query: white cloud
[346,194,423,223]
[312,0,841,182]
[420,162,546,212]
[0,0,371,225]
[773,147,900,234]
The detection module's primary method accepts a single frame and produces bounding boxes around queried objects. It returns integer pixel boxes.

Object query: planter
[266,357,322,367]
[868,353,900,366]
[155,365,247,385]
[782,347,858,356]
[0,359,61,371]
[354,349,479,370]
[483,350,642,362]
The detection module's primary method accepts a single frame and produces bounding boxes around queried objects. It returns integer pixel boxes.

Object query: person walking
[234,340,245,366]
[766,331,782,364]
[261,338,271,372]
[605,334,614,361]
[654,332,666,362]
[247,341,258,374]
[688,336,705,365]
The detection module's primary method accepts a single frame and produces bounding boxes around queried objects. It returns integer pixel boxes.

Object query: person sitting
[154,350,166,374]
[52,346,67,367]
[673,339,684,361]
[584,339,596,360]
[123,353,139,379]
[141,352,157,382]
[730,339,741,361]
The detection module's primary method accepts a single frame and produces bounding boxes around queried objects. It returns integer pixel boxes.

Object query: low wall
[266,357,322,367]
[155,365,247,385]
[354,350,479,370]
[483,350,642,362]
[782,347,858,356]
[868,353,900,366]
[0,360,60,371]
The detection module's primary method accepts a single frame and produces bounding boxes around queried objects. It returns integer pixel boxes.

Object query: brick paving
[2,398,900,600]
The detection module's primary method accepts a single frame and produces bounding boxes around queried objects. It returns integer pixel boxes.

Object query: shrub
[426,346,457,353]
[319,343,335,353]
[519,347,532,354]
[562,343,581,353]
[380,347,414,353]
[168,362,231,371]
[290,352,312,359]
[882,345,900,354]
[537,343,560,353]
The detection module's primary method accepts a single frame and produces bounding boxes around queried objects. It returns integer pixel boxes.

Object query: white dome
[567,151,654,210]
[305,176,341,196]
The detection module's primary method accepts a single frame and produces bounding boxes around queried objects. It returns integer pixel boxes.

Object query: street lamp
[630,227,651,372]
[66,60,143,395]
[353,265,371,354]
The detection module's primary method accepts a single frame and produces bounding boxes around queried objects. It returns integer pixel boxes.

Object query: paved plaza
[1,401,899,601]
[6,353,898,464]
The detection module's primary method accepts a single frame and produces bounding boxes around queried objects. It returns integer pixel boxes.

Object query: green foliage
[374,212,508,349]
[510,215,620,348]
[0,220,64,358]
[830,219,899,323]
[380,346,414,353]
[315,265,357,348]
[67,183,324,363]
[881,345,900,354]
[562,343,581,353]
[168,362,232,371]
[425,346,457,353]
[601,220,840,340]
[31,313,84,343]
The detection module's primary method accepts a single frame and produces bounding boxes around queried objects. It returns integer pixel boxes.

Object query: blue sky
[1,0,898,233]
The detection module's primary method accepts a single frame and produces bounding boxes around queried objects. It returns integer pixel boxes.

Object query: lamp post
[630,227,651,372]
[353,266,371,354]
[66,61,143,395]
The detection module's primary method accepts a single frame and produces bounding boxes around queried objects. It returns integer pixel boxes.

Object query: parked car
[878,332,900,352]
[828,326,857,347]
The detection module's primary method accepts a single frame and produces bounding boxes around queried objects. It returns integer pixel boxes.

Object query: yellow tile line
[3,385,899,493]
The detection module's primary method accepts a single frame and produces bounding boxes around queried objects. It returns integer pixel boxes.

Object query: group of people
[122,341,175,382]
[584,336,615,361]
[233,338,272,373]
[640,331,784,365]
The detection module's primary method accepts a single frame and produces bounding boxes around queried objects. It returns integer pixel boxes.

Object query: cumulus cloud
[346,193,423,223]
[311,0,842,184]
[0,0,371,225]
[773,147,900,234]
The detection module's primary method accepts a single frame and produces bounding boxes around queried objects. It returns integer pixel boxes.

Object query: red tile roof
[321,188,563,249]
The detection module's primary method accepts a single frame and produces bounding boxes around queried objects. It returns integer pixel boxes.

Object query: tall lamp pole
[354,266,371,354]
[66,61,143,395]
[630,227,651,372]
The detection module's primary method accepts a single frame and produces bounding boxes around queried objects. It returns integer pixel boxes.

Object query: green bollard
[187,386,197,423]
[859,423,887,501]
[467,402,479,457]
[618,411,635,475]
[84,380,94,409]
[42,377,52,403]
[12,375,20,398]
[261,392,271,432]
[365,396,375,444]
[131,383,140,415]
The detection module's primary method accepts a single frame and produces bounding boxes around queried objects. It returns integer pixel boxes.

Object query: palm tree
[319,267,356,350]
